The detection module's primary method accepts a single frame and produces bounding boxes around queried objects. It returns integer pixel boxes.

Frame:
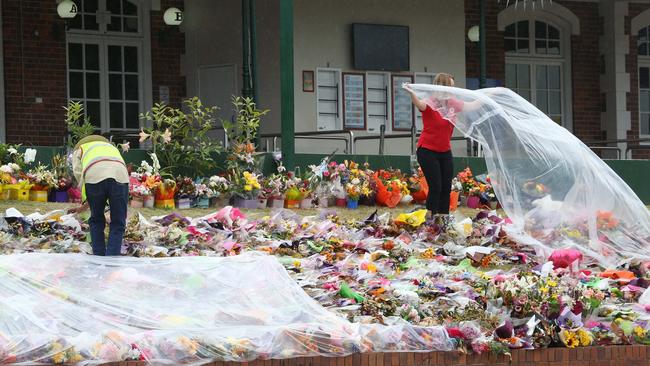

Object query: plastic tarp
[0,252,452,365]
[408,84,650,267]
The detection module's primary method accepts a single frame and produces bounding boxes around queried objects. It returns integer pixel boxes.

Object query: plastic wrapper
[374,175,402,208]
[0,252,453,364]
[408,84,650,267]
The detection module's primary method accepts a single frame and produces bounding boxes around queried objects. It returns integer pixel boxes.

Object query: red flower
[446,327,465,339]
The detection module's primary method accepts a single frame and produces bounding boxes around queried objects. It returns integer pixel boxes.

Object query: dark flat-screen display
[352,23,409,71]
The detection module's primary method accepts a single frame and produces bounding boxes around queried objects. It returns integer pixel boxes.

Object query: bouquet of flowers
[194,182,214,199]
[345,177,363,201]
[208,175,230,197]
[27,164,57,191]
[232,171,261,200]
[175,177,197,199]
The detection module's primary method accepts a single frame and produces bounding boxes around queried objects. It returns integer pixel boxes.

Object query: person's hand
[67,203,89,214]
[402,82,414,93]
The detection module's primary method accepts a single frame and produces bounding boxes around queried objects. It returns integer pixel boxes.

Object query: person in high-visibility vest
[68,135,129,256]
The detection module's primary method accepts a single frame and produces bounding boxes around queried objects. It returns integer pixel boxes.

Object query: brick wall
[2,0,67,146]
[150,0,186,107]
[627,2,650,159]
[1,0,186,146]
[464,1,604,144]
[100,346,650,366]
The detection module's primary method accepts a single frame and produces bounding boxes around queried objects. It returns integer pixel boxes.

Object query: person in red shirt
[404,73,463,222]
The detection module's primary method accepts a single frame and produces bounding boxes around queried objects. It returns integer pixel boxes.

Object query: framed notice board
[342,72,366,130]
[391,74,415,131]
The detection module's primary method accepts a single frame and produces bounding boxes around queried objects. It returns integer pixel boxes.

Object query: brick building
[0,0,649,158]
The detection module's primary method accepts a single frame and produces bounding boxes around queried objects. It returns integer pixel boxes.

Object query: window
[316,68,341,131]
[392,75,414,131]
[366,72,390,133]
[638,27,650,137]
[342,73,366,130]
[504,20,567,125]
[66,0,146,138]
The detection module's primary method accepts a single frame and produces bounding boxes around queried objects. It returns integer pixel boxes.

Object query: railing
[585,137,650,159]
[260,130,355,154]
[353,125,476,156]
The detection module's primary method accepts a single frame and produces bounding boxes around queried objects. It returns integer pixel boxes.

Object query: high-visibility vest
[79,141,126,202]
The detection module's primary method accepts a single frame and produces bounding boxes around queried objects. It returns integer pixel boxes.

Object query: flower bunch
[559,328,593,348]
[175,177,197,199]
[27,164,57,190]
[345,177,363,201]
[208,175,230,196]
[232,171,262,200]
[194,182,214,199]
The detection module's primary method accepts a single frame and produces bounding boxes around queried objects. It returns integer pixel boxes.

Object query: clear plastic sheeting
[408,84,650,266]
[0,252,452,365]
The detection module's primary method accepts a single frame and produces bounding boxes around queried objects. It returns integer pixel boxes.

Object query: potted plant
[175,177,196,209]
[26,164,56,202]
[194,181,213,209]
[232,171,261,209]
[345,178,362,209]
[208,175,231,208]
[155,179,177,209]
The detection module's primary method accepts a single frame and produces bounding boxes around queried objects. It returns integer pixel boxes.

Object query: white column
[599,0,630,158]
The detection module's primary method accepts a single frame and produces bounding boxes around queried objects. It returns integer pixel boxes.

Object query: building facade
[1,0,650,158]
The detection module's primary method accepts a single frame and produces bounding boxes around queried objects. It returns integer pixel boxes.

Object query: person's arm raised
[403,83,427,112]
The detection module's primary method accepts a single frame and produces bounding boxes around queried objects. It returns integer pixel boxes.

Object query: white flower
[24,148,36,164]
[7,148,17,155]
[10,163,20,172]
[351,178,361,185]
[149,153,161,173]
[0,165,13,173]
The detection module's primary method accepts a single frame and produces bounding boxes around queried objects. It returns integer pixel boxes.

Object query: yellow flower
[547,280,557,287]
[244,185,252,191]
[577,329,593,346]
[634,326,647,338]
[540,287,549,294]
[293,260,301,268]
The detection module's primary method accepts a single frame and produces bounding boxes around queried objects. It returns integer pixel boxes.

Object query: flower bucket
[449,191,460,212]
[54,190,69,203]
[299,198,312,209]
[130,197,144,208]
[285,200,300,209]
[143,195,155,208]
[195,197,210,209]
[347,199,359,209]
[257,198,268,209]
[466,195,481,209]
[29,190,49,203]
[176,198,192,210]
[268,198,285,209]
[335,198,347,208]
[233,197,258,209]
[155,199,175,209]
[317,196,329,208]
[0,187,10,201]
[460,194,468,207]
[211,196,230,208]
[12,189,30,201]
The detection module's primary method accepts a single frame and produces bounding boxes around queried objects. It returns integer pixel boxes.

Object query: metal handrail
[626,145,650,159]
[260,130,355,154]
[588,146,621,159]
[354,129,475,156]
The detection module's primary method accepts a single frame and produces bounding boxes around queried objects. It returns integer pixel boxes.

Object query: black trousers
[416,147,453,214]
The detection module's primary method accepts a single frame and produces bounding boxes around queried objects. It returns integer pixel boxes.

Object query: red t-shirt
[417,98,464,153]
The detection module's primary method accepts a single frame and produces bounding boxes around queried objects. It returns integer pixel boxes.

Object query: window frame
[67,0,144,36]
[365,71,391,134]
[504,16,573,131]
[342,72,367,131]
[391,74,415,132]
[315,67,342,131]
[65,0,152,136]
[638,58,650,139]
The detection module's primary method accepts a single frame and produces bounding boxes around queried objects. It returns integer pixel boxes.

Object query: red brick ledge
[99,345,650,366]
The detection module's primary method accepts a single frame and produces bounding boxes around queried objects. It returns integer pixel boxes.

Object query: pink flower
[120,141,130,153]
[139,129,150,143]
[323,171,330,177]
[162,128,172,143]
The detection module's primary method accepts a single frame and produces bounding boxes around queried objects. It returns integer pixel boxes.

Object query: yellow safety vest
[79,141,126,202]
